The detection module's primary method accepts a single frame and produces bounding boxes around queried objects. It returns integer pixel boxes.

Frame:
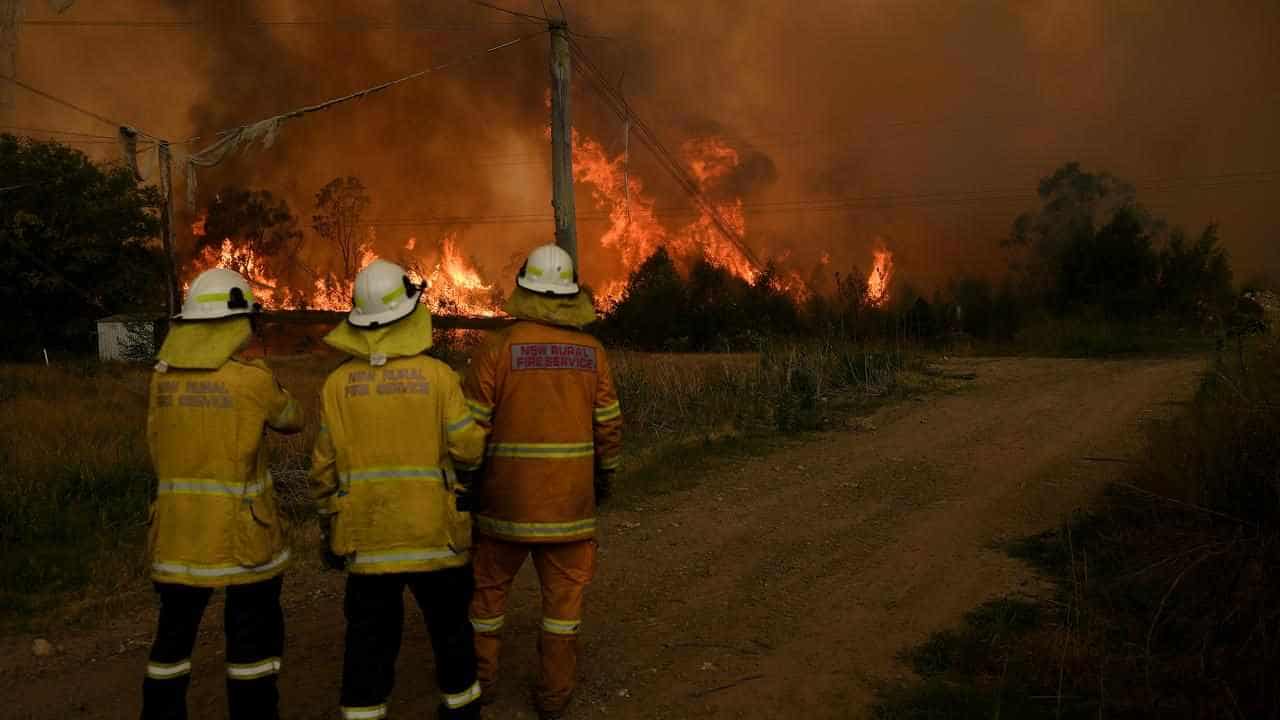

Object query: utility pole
[158,142,179,316]
[0,0,20,129]
[548,20,577,264]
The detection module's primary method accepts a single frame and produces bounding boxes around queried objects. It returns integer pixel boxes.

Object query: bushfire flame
[571,131,807,307]
[188,217,498,316]
[183,131,890,317]
[866,248,894,308]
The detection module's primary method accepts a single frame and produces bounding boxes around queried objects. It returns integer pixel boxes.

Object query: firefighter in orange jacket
[143,268,303,720]
[463,244,622,719]
[310,260,487,720]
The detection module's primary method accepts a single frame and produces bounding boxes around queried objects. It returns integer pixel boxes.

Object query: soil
[0,356,1205,719]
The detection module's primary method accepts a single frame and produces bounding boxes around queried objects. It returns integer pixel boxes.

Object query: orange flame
[420,235,500,317]
[182,130,832,317]
[570,131,811,307]
[866,248,894,308]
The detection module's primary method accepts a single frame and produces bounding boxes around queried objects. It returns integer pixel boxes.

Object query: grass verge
[873,337,1280,719]
[0,336,911,632]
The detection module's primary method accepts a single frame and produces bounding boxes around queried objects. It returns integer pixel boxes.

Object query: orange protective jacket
[462,320,622,543]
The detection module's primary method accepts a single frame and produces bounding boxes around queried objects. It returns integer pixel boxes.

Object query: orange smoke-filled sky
[10,0,1280,291]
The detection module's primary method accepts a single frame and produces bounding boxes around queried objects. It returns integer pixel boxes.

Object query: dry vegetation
[0,338,904,629]
[875,336,1280,719]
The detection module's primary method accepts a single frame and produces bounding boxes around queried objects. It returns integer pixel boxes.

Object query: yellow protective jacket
[146,358,302,587]
[309,354,486,574]
[462,320,623,543]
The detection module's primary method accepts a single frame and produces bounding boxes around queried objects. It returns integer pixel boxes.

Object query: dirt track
[1,356,1205,719]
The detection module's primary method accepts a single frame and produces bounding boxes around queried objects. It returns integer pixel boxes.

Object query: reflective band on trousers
[152,549,290,579]
[470,614,505,633]
[486,442,594,460]
[593,401,621,422]
[146,659,192,679]
[443,681,482,709]
[599,454,622,471]
[541,617,582,635]
[475,516,596,539]
[156,479,263,498]
[341,704,388,719]
[226,656,281,680]
[340,467,443,486]
[351,547,459,567]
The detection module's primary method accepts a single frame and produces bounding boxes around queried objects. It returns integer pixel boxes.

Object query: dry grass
[0,358,332,625]
[614,342,902,449]
[0,362,154,617]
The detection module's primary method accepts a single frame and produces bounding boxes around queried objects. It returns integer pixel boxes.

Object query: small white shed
[97,314,164,362]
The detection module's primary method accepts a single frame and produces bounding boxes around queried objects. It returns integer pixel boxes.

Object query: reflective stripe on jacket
[463,321,622,543]
[310,354,486,574]
[146,358,303,587]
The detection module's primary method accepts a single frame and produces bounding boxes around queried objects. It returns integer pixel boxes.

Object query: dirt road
[2,356,1204,719]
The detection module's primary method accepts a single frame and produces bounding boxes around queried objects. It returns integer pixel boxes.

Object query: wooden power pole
[548,20,578,264]
[0,0,20,129]
[158,142,179,316]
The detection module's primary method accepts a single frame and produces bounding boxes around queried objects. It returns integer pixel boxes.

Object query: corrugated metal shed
[97,314,164,362]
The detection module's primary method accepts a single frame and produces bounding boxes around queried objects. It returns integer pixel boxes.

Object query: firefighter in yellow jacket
[142,268,303,720]
[310,259,488,720]
[463,244,623,719]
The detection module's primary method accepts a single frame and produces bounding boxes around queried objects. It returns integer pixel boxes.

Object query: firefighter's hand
[320,547,346,572]
[455,470,484,513]
[594,471,615,506]
[318,519,345,571]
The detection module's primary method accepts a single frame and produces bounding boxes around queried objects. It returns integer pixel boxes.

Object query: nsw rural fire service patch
[511,343,597,371]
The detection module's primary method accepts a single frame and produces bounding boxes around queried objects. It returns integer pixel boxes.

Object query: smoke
[14,0,1280,289]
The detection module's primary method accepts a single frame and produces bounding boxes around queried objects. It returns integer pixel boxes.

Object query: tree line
[0,133,1253,359]
[0,134,373,358]
[601,162,1247,352]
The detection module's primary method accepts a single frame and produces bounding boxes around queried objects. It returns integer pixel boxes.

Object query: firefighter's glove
[319,518,345,572]
[594,470,615,506]
[455,469,484,513]
[320,546,346,573]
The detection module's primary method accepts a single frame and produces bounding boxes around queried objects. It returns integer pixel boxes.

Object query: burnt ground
[0,356,1205,719]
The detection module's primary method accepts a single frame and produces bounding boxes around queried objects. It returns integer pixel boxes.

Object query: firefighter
[142,268,303,720]
[310,259,487,720]
[463,244,623,719]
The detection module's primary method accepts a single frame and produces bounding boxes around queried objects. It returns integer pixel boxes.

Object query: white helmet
[349,259,422,328]
[176,268,259,321]
[516,244,579,296]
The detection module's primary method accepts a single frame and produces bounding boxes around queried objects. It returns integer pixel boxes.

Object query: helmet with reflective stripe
[176,268,259,321]
[516,243,579,296]
[348,259,422,328]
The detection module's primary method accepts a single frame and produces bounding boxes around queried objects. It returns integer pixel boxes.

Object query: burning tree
[312,176,371,280]
[198,186,308,307]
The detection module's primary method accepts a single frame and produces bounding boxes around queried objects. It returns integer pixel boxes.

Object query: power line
[0,75,165,141]
[183,28,544,203]
[208,30,542,139]
[469,1,546,24]
[0,125,118,139]
[19,19,531,31]
[567,36,762,269]
[360,169,1280,228]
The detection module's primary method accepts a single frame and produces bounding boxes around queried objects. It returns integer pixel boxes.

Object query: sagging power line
[566,35,763,271]
[182,29,544,205]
